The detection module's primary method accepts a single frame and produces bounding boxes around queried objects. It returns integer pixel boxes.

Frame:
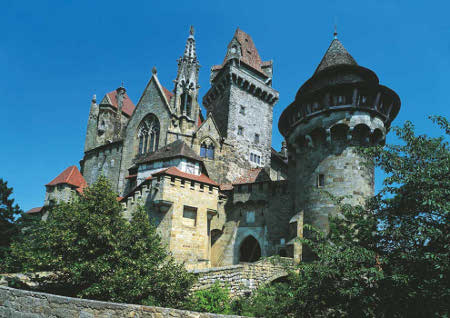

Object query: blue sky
[1,0,449,211]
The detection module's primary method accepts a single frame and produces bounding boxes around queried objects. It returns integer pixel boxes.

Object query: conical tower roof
[314,39,357,74]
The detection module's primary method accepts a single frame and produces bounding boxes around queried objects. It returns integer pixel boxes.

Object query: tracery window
[137,114,160,155]
[200,140,215,160]
[181,91,192,117]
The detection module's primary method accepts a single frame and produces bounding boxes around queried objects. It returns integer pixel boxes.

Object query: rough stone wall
[190,258,290,297]
[227,71,274,169]
[44,185,76,207]
[212,181,293,266]
[0,286,245,318]
[118,76,172,195]
[122,175,220,270]
[287,112,383,233]
[81,141,123,192]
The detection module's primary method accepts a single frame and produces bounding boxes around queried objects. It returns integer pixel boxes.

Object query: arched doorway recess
[239,236,261,262]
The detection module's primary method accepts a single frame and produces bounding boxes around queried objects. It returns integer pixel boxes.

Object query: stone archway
[239,236,261,263]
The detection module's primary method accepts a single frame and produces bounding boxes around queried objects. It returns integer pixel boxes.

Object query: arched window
[137,114,160,155]
[181,92,192,117]
[207,144,215,159]
[200,142,207,158]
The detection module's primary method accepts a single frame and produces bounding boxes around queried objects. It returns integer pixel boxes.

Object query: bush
[185,282,233,314]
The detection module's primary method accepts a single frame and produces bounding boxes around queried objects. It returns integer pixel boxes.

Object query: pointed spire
[183,25,197,60]
[314,37,357,74]
[334,24,338,39]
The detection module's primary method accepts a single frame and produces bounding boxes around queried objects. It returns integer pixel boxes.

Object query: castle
[27,27,400,269]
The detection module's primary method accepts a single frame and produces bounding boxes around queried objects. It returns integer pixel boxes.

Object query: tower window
[183,206,197,226]
[240,105,246,115]
[246,211,255,223]
[207,144,215,159]
[317,174,325,187]
[200,143,207,157]
[254,134,260,144]
[181,91,192,117]
[238,126,244,136]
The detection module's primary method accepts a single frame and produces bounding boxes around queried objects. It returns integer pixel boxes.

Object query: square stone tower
[203,28,279,169]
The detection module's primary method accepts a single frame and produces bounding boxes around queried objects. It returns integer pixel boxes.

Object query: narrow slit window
[317,174,325,187]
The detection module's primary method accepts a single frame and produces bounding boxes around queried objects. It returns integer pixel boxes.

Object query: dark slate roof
[136,140,202,164]
[314,39,357,74]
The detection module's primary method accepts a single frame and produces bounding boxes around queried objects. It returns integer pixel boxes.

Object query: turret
[278,34,400,239]
[114,85,126,138]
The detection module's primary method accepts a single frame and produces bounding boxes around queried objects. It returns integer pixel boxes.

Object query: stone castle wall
[0,286,245,318]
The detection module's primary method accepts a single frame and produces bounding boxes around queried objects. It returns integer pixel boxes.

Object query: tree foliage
[184,282,233,314]
[9,176,195,307]
[241,116,450,317]
[0,178,23,270]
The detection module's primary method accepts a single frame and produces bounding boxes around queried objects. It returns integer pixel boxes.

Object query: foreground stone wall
[0,286,245,318]
[190,258,290,297]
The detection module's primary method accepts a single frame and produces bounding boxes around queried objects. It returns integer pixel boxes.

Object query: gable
[196,114,223,142]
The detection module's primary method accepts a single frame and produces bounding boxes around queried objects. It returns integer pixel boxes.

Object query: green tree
[0,179,22,269]
[242,116,449,317]
[10,176,195,307]
[185,282,233,314]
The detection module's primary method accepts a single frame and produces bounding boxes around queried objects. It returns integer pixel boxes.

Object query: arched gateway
[239,236,261,262]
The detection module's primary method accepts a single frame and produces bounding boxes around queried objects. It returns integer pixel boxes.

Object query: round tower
[279,35,400,235]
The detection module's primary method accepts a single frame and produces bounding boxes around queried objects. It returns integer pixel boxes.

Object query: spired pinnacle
[334,24,338,39]
[92,94,96,103]
[190,25,195,36]
[152,66,157,75]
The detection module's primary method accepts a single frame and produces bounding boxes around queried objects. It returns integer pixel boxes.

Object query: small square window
[170,176,175,183]
[209,185,213,192]
[181,179,185,186]
[254,134,260,144]
[200,184,204,191]
[317,174,325,187]
[240,105,246,115]
[183,206,197,226]
[191,181,195,188]
[238,126,244,136]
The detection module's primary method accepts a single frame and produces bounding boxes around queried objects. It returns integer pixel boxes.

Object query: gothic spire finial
[190,25,194,36]
[92,94,97,103]
[152,66,157,75]
[333,23,338,39]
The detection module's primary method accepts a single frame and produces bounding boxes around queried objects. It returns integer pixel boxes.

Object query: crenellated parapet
[203,65,279,109]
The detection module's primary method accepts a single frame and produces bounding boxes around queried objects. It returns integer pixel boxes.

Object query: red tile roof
[125,174,137,179]
[162,86,174,102]
[233,168,271,185]
[46,166,88,193]
[213,28,269,76]
[104,91,136,117]
[154,167,218,186]
[26,206,43,214]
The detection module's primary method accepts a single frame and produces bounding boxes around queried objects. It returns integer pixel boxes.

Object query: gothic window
[240,105,246,115]
[137,114,160,155]
[207,144,215,159]
[200,140,215,160]
[254,134,260,144]
[200,142,207,158]
[181,91,192,117]
[238,126,244,136]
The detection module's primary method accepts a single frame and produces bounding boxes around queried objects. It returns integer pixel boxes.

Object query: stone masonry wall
[0,286,245,318]
[190,258,290,297]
